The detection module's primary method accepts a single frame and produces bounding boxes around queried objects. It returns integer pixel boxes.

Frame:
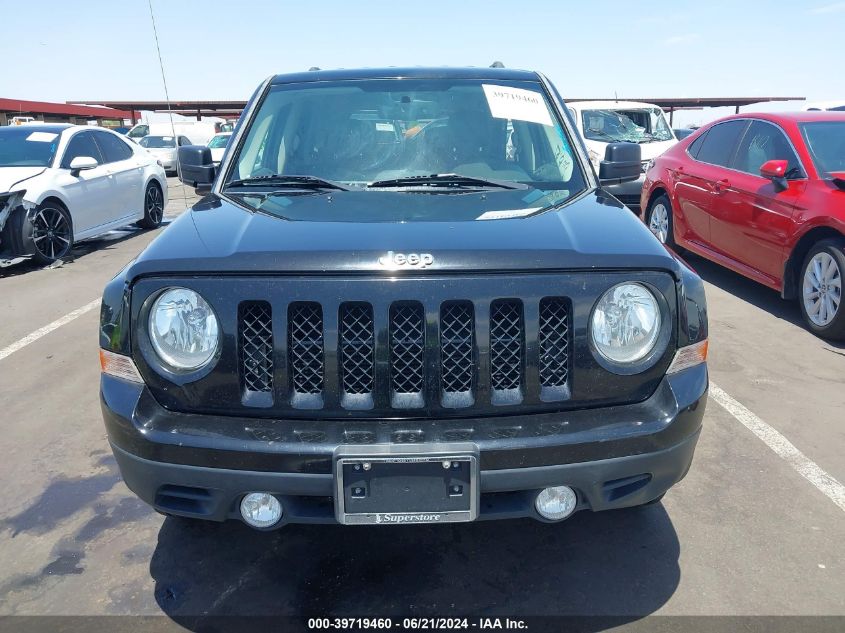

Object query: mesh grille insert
[490,299,523,392]
[390,302,425,397]
[239,302,274,394]
[538,298,570,388]
[440,302,474,395]
[340,303,375,395]
[289,302,324,395]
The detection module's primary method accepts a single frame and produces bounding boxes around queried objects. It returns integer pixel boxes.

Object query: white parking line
[0,298,100,362]
[710,382,845,513]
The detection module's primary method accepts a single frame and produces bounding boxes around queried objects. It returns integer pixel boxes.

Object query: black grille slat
[239,302,274,395]
[289,303,324,396]
[390,303,425,406]
[538,298,570,388]
[490,300,524,399]
[440,302,474,407]
[440,303,474,393]
[340,304,375,395]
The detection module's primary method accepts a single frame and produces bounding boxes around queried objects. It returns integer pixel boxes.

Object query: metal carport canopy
[69,100,248,122]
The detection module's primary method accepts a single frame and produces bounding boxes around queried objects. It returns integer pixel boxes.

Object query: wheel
[138,182,164,229]
[28,202,73,264]
[799,239,845,340]
[646,194,675,248]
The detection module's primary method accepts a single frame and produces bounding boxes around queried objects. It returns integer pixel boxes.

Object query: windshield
[581,108,674,143]
[226,78,586,213]
[208,134,230,148]
[127,125,148,139]
[799,122,845,175]
[0,127,60,167]
[139,136,175,149]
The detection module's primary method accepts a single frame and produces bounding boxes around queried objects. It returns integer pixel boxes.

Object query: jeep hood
[0,166,45,194]
[128,189,679,278]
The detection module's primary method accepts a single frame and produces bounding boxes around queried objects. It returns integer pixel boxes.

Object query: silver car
[138,135,192,175]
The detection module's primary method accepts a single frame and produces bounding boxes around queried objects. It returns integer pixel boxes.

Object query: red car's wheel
[646,194,675,248]
[800,239,845,341]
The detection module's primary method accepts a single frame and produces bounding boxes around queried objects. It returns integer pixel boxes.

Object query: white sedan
[0,124,167,264]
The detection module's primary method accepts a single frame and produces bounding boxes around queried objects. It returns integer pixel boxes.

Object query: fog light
[535,486,577,521]
[240,493,282,528]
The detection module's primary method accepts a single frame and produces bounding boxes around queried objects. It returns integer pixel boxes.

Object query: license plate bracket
[334,445,479,525]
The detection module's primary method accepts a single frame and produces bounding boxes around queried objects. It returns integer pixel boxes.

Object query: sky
[1,0,843,127]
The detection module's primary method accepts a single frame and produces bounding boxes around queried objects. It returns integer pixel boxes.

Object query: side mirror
[598,142,642,185]
[178,145,216,194]
[69,156,98,176]
[760,159,789,191]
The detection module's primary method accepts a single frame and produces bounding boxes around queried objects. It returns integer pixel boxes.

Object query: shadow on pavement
[150,504,680,629]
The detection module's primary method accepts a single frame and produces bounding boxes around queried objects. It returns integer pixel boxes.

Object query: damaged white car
[0,124,167,264]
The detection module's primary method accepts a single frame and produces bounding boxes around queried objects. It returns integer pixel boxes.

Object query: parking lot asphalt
[0,179,842,626]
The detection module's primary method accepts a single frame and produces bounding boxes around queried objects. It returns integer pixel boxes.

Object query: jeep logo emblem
[378,251,434,269]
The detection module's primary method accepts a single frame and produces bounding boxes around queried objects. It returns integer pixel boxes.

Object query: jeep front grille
[440,301,474,408]
[389,302,426,408]
[339,303,375,409]
[237,296,572,412]
[238,302,274,403]
[489,299,524,404]
[538,297,570,398]
[288,302,324,405]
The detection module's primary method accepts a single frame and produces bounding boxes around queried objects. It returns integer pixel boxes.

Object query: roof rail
[490,61,505,68]
[308,66,321,72]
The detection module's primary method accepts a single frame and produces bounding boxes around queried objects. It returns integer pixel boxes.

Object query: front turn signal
[100,349,144,383]
[667,339,708,374]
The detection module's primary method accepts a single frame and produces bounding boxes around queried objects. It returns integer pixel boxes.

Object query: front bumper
[102,364,707,526]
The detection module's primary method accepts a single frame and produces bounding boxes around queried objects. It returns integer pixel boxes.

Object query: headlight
[591,283,662,364]
[148,288,219,370]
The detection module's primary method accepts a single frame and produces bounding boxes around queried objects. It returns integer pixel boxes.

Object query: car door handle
[713,179,730,194]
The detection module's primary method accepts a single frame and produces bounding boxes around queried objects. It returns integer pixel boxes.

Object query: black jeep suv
[100,67,708,529]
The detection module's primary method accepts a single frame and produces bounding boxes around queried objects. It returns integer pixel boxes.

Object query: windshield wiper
[368,173,521,190]
[225,174,351,191]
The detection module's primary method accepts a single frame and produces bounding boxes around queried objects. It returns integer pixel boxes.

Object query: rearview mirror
[69,156,98,176]
[598,142,642,185]
[760,159,789,191]
[178,145,216,194]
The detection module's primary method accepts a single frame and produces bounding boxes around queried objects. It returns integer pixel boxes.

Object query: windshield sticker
[375,122,395,132]
[482,85,553,127]
[476,207,542,221]
[26,131,58,142]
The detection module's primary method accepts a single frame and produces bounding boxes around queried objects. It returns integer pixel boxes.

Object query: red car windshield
[799,122,845,175]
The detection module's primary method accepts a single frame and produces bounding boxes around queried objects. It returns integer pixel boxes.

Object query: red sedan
[640,112,845,340]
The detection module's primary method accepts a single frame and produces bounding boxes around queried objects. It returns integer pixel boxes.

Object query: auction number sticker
[26,132,58,142]
[482,84,553,126]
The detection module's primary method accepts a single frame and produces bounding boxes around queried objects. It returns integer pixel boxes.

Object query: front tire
[138,182,164,229]
[799,239,845,341]
[28,202,73,265]
[646,194,675,248]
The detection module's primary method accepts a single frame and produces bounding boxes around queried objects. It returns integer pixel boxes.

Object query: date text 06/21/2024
[307,618,528,630]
